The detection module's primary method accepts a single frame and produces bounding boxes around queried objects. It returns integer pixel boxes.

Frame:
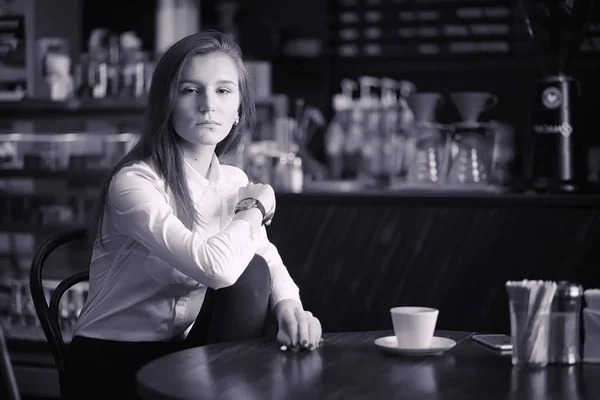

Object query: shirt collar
[184,153,221,185]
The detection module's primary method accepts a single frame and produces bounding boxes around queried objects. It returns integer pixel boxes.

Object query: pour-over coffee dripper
[404,93,447,185]
[407,92,444,125]
[450,92,498,126]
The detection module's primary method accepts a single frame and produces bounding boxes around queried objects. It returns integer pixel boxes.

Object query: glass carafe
[406,122,448,185]
[447,123,494,186]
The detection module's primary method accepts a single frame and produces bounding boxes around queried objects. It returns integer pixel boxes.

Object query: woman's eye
[217,88,232,94]
[181,87,199,94]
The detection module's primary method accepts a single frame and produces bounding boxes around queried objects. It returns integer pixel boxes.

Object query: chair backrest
[29,229,89,400]
[0,325,20,400]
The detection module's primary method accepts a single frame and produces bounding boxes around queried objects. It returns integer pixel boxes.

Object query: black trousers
[69,254,272,400]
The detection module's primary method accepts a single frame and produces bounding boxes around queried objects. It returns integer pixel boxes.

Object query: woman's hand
[238,183,276,216]
[273,299,322,351]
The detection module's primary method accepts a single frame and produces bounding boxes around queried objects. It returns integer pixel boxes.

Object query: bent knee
[247,254,270,281]
[234,254,270,288]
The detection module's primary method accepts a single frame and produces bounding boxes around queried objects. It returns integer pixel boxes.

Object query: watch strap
[235,197,268,224]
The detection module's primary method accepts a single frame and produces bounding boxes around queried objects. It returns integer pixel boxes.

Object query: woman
[70,30,322,399]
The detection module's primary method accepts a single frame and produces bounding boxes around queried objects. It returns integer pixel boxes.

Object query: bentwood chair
[29,228,89,400]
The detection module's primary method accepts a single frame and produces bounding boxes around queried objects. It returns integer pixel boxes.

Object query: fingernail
[280,345,288,351]
[301,340,308,347]
[308,343,314,350]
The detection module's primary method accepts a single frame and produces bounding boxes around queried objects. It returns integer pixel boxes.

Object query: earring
[233,114,240,125]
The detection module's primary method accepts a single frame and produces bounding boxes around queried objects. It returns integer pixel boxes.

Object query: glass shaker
[549,281,583,364]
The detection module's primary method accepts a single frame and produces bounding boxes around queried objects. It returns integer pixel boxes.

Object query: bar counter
[268,187,600,335]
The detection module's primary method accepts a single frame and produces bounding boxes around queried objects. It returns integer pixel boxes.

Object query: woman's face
[172,52,241,149]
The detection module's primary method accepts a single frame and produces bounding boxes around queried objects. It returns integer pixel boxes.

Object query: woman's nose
[197,92,216,112]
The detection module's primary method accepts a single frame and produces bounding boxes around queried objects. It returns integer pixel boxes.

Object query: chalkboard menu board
[327,0,600,58]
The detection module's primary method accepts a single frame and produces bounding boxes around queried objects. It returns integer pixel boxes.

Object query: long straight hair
[88,30,256,245]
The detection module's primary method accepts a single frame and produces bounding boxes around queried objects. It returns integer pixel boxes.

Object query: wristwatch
[234,198,273,226]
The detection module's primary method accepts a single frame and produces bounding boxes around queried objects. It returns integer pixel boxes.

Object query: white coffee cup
[390,306,439,349]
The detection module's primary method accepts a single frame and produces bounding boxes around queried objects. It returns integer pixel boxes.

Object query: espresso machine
[522,0,595,192]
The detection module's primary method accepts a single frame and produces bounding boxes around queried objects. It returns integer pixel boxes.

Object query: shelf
[327,53,600,72]
[0,169,111,185]
[3,323,73,345]
[0,95,289,119]
[275,185,600,208]
[0,98,147,118]
[0,170,110,193]
[0,222,84,234]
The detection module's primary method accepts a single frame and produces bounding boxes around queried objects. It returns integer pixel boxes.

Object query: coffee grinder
[521,0,595,192]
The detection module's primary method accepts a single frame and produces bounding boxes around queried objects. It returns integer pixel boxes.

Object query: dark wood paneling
[268,193,600,334]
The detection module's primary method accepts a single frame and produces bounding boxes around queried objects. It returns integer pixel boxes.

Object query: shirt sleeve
[255,227,303,310]
[227,166,302,310]
[106,165,259,289]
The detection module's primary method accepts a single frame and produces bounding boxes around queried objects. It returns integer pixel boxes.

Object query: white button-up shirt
[73,155,301,342]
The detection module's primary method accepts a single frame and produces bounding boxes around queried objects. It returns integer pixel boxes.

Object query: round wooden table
[136,330,600,400]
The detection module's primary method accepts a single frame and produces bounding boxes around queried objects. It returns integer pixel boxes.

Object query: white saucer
[374,336,457,356]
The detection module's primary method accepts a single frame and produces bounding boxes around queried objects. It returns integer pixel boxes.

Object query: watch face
[238,198,257,208]
[236,198,269,224]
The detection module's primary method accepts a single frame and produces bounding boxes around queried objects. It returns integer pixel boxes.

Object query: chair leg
[0,326,21,400]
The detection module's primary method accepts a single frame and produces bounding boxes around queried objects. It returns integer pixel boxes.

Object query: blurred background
[1,0,600,398]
